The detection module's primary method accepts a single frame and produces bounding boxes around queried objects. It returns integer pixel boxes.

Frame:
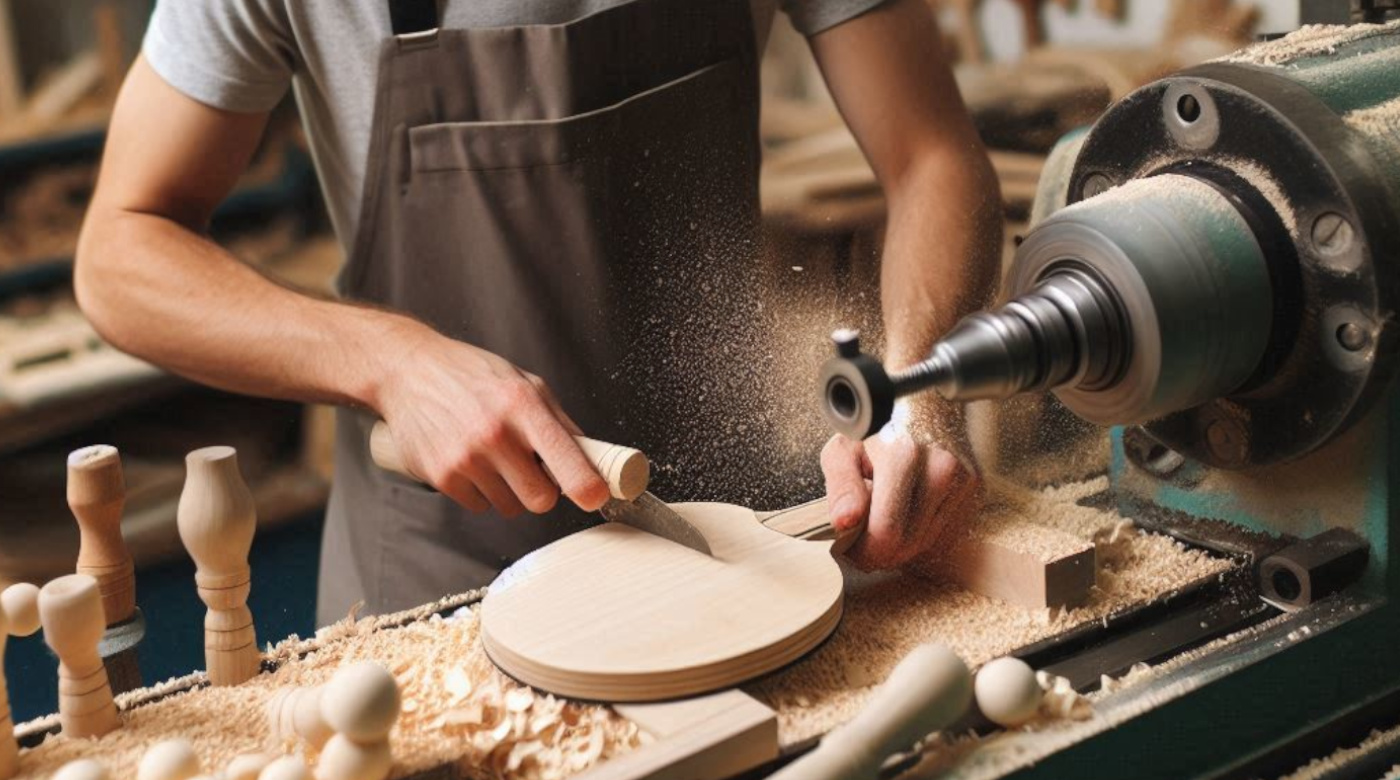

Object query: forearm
[881,151,1001,368]
[75,208,429,413]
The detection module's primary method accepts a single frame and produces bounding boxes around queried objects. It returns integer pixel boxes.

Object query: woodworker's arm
[77,58,609,517]
[809,0,1001,569]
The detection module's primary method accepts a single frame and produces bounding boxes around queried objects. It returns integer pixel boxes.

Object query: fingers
[821,435,872,535]
[518,377,611,512]
[847,436,923,571]
[528,373,586,437]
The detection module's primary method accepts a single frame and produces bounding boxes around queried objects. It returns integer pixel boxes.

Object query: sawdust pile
[747,477,1234,744]
[1221,20,1400,66]
[14,593,644,780]
[1280,724,1400,780]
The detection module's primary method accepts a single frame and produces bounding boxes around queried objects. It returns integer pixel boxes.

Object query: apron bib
[318,0,784,624]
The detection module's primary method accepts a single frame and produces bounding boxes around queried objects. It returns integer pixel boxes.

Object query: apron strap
[389,0,438,35]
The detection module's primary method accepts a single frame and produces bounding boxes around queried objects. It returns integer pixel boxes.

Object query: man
[76,0,1000,625]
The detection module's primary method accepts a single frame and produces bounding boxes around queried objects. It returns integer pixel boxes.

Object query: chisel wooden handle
[369,420,649,501]
[768,644,971,780]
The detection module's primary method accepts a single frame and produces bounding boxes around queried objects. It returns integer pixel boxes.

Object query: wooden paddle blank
[481,502,845,702]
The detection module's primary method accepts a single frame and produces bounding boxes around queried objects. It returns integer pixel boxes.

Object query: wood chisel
[368,421,711,555]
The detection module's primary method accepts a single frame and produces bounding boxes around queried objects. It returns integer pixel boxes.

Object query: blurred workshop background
[0,0,1297,722]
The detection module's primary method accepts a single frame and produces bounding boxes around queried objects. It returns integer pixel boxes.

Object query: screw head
[1337,321,1370,352]
[1205,417,1248,466]
[1082,173,1113,199]
[1312,212,1355,257]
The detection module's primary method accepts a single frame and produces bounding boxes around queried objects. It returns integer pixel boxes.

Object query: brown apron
[317,0,792,624]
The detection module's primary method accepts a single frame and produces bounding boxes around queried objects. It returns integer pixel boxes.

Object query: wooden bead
[67,445,136,625]
[0,584,39,637]
[38,575,121,738]
[320,663,401,743]
[315,736,391,780]
[224,753,277,780]
[974,657,1042,727]
[258,756,310,780]
[52,759,109,780]
[136,739,201,780]
[177,446,259,686]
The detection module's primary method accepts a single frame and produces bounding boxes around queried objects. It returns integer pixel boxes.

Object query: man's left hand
[820,430,981,570]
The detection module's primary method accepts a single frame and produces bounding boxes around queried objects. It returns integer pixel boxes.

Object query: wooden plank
[582,691,779,780]
[21,50,102,128]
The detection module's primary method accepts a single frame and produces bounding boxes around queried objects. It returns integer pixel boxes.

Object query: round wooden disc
[481,501,844,702]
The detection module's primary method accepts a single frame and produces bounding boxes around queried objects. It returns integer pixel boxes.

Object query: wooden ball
[258,756,310,780]
[1,583,40,637]
[315,736,391,780]
[137,739,203,780]
[974,657,1042,727]
[52,759,109,780]
[320,663,400,742]
[224,754,278,780]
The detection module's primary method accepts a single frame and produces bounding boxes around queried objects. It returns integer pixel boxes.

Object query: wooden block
[763,497,1096,610]
[177,447,260,686]
[68,444,137,625]
[581,691,779,780]
[940,515,1096,610]
[38,574,121,738]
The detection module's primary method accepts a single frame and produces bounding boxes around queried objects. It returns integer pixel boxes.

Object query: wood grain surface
[481,502,845,702]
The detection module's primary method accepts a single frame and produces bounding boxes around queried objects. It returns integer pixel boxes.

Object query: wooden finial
[68,445,136,625]
[177,446,260,686]
[1,583,39,637]
[0,604,16,780]
[266,685,332,749]
[136,739,202,780]
[38,574,121,738]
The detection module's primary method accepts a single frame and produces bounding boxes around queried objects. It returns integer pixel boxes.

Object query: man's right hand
[375,329,612,517]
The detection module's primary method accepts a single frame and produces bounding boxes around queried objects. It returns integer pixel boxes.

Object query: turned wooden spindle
[0,604,17,779]
[38,574,122,738]
[315,663,401,780]
[369,420,650,501]
[177,446,260,686]
[67,445,136,626]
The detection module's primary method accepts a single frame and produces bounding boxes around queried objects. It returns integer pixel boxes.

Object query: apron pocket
[407,57,746,172]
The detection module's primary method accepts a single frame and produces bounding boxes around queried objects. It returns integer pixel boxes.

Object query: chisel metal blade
[599,492,712,555]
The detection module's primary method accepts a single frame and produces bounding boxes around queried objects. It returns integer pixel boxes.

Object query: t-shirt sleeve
[141,0,297,113]
[782,0,893,36]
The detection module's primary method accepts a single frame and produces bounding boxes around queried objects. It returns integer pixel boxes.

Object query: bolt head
[1082,173,1113,199]
[1205,417,1248,465]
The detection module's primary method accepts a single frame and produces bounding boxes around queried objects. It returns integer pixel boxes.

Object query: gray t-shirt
[142,0,885,248]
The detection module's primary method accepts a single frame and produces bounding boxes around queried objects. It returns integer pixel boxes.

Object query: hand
[820,430,980,570]
[375,330,611,517]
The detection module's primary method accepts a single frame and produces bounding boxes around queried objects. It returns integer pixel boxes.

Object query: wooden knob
[315,735,391,780]
[320,662,401,743]
[768,644,971,780]
[137,740,202,780]
[67,445,136,625]
[1,583,39,637]
[369,421,649,501]
[38,574,121,738]
[177,447,260,686]
[224,754,277,780]
[267,685,332,749]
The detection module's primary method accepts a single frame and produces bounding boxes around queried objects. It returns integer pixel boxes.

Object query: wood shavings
[1033,672,1092,722]
[1280,724,1400,780]
[13,591,642,780]
[748,476,1232,744]
[1220,21,1400,67]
